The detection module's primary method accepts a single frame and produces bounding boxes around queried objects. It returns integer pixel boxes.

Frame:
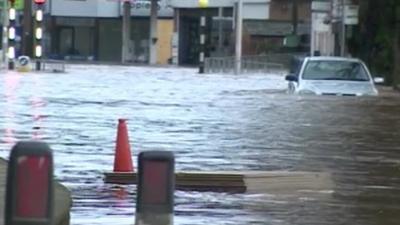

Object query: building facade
[169,0,272,65]
[169,0,312,65]
[242,0,311,55]
[1,0,316,65]
[46,0,174,64]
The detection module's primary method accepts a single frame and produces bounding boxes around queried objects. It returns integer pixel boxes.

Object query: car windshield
[302,60,370,81]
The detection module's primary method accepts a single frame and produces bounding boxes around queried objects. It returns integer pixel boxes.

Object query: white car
[285,57,382,96]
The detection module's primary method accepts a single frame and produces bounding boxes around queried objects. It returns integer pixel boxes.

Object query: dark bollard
[36,61,41,71]
[8,61,15,70]
[135,151,175,225]
[5,141,54,225]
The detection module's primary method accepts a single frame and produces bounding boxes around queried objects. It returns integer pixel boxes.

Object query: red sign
[142,161,169,204]
[15,156,50,218]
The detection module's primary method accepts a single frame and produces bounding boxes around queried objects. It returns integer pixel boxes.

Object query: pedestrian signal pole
[198,0,208,74]
[34,0,45,70]
[8,0,16,70]
[2,0,8,69]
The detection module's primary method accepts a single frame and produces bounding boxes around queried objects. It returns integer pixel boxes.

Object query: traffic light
[9,8,16,20]
[34,0,46,4]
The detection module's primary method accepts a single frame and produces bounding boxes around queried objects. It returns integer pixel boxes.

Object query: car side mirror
[373,77,385,84]
[285,74,298,82]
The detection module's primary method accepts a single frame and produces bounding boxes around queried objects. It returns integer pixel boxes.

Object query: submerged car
[285,57,382,96]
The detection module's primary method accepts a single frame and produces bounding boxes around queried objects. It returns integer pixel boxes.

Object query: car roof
[305,56,362,63]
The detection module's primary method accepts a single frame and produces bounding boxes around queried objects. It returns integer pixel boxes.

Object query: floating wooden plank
[104,171,333,194]
[243,171,333,194]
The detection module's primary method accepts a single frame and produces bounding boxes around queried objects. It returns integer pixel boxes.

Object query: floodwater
[0,65,399,225]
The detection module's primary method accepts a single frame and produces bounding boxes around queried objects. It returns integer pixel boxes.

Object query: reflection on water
[0,65,399,225]
[30,74,46,140]
[2,72,20,145]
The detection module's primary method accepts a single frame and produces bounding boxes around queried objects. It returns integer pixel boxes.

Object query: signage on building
[56,17,96,27]
[51,0,120,17]
[123,0,173,17]
[51,0,173,18]
[243,1,270,20]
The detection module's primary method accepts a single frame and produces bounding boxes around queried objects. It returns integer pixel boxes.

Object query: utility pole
[234,0,243,75]
[122,0,131,64]
[22,0,33,56]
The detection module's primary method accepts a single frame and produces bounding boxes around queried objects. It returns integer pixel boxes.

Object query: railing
[204,53,307,74]
[204,56,285,74]
[39,60,66,73]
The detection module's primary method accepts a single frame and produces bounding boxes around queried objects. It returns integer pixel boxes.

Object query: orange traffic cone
[113,119,134,172]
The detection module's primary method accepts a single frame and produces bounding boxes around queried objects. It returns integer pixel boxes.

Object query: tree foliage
[349,0,400,86]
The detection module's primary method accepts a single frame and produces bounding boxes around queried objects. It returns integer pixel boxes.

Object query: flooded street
[0,65,399,225]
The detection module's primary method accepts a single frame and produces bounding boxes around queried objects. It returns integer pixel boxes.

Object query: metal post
[22,0,33,57]
[292,0,298,35]
[310,11,315,56]
[122,1,131,64]
[199,13,206,74]
[218,7,223,55]
[235,0,243,75]
[172,9,179,65]
[340,0,346,57]
[149,0,158,65]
